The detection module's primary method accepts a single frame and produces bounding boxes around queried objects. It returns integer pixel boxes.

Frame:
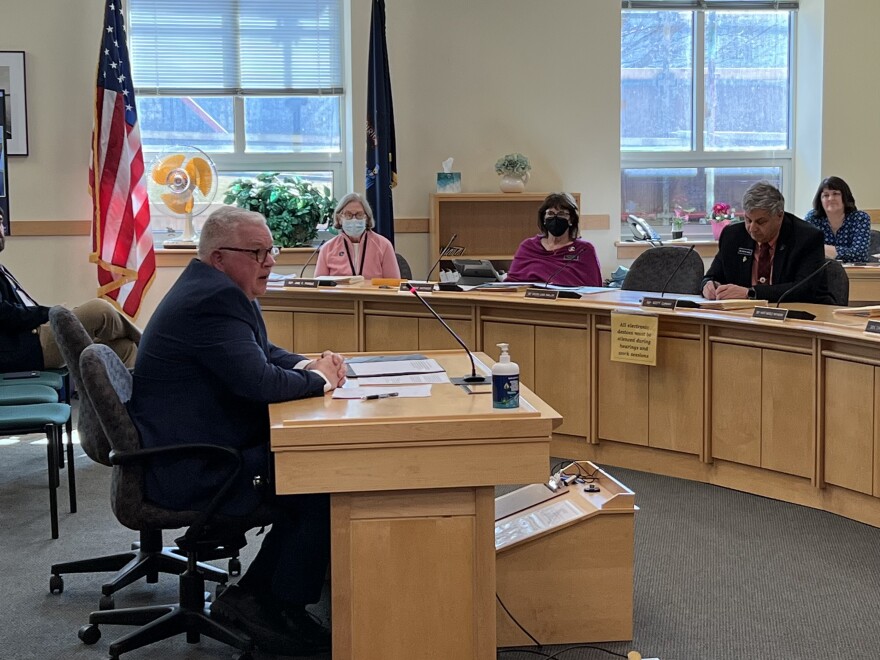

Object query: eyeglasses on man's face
[338,211,367,220]
[218,245,280,264]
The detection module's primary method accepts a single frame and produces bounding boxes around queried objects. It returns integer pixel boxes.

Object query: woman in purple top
[505,192,602,286]
[803,176,871,263]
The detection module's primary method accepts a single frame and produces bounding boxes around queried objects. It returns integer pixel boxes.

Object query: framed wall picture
[0,51,28,156]
[0,89,9,231]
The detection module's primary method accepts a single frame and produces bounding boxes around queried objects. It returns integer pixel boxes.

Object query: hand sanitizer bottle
[492,343,520,409]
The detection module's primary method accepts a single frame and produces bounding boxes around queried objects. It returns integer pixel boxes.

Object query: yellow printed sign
[610,312,658,366]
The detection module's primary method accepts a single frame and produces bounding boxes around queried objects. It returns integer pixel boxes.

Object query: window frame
[620,7,797,237]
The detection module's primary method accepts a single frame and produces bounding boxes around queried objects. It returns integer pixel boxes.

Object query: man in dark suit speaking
[128,206,346,656]
[702,181,833,304]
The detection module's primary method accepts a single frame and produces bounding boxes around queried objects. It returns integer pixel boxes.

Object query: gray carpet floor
[2,433,880,660]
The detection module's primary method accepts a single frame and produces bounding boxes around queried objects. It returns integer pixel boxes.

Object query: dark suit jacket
[702,213,834,304]
[0,264,49,371]
[128,259,327,516]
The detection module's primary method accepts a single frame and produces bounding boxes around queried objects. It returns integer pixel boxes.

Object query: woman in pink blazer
[314,193,401,279]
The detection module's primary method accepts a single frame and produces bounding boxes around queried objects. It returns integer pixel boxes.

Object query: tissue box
[436,172,461,193]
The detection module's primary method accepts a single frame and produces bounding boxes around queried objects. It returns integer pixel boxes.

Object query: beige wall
[2,0,879,322]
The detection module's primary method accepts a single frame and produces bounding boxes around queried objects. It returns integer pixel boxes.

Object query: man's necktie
[756,243,772,285]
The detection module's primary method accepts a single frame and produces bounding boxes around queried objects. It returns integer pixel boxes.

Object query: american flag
[89,0,154,318]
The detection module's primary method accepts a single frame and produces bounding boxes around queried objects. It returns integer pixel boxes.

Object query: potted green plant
[222,173,337,247]
[494,153,531,193]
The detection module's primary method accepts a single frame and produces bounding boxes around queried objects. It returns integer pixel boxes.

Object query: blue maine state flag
[365,0,397,244]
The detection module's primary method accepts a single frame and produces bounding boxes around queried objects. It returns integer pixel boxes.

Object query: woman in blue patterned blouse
[803,176,871,262]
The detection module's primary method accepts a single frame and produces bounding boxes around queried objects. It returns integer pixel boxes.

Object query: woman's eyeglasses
[338,212,367,220]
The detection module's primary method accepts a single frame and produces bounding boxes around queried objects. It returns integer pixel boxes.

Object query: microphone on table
[407,286,488,385]
[660,245,700,308]
[298,239,326,278]
[536,247,588,298]
[773,259,833,320]
[425,233,458,281]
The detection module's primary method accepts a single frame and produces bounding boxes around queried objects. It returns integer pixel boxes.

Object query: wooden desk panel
[260,286,880,528]
[270,351,559,660]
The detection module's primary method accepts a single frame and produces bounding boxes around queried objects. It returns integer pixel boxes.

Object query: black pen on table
[361,392,400,400]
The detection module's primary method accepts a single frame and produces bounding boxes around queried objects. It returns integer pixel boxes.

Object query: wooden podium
[269,351,560,660]
[495,462,636,646]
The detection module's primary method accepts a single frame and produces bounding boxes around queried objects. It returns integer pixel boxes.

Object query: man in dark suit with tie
[702,181,834,304]
[0,210,140,372]
[127,206,347,657]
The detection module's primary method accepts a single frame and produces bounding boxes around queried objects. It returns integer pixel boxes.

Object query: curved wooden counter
[259,285,880,527]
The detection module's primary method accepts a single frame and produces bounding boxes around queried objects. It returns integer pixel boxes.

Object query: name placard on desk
[399,282,435,293]
[285,278,319,288]
[525,289,560,300]
[752,307,788,322]
[865,320,880,335]
[641,297,678,310]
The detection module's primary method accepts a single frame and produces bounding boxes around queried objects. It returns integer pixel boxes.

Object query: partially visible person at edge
[702,181,834,304]
[314,192,401,279]
[803,175,871,263]
[127,206,347,657]
[0,208,140,372]
[505,192,602,287]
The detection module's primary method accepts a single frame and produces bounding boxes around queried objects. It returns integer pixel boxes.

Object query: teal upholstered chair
[0,401,72,538]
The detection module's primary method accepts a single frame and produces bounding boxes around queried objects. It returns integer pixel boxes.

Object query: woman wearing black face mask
[505,192,602,286]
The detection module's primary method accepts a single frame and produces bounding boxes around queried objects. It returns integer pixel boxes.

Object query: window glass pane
[621,166,782,237]
[244,97,341,153]
[139,96,234,153]
[621,11,693,151]
[704,11,790,150]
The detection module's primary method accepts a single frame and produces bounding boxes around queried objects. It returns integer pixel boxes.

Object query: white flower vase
[499,173,528,193]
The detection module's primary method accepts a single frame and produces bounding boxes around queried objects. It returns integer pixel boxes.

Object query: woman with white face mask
[314,193,402,280]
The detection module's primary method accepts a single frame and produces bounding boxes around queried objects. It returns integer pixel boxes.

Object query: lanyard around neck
[342,232,369,276]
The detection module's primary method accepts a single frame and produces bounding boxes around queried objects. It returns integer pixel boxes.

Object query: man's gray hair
[742,181,785,216]
[197,206,268,260]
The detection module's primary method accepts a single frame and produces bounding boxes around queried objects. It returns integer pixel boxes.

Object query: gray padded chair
[824,259,849,306]
[396,252,413,279]
[47,306,228,609]
[77,344,272,658]
[868,230,880,263]
[621,246,705,295]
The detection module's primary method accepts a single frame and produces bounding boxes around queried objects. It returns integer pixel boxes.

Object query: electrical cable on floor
[496,593,542,646]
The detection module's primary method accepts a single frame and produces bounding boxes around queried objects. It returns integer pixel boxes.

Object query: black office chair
[621,246,705,294]
[47,306,230,610]
[824,259,849,306]
[868,230,880,263]
[396,252,413,279]
[76,344,272,659]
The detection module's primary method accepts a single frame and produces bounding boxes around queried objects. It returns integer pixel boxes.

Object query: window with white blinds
[127,0,345,208]
[129,0,343,95]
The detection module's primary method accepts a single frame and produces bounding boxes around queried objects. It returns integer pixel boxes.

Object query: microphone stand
[425,233,458,281]
[408,287,487,385]
[773,259,833,320]
[660,245,700,307]
[536,247,587,298]
[299,239,326,278]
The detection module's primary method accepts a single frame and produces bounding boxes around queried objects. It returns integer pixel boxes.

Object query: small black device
[628,214,661,242]
[452,259,503,286]
[3,371,40,379]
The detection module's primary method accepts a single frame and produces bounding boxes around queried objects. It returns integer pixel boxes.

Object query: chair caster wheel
[49,575,64,595]
[228,557,241,577]
[78,624,101,645]
[99,594,115,610]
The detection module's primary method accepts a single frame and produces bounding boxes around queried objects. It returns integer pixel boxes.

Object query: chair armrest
[109,443,246,541]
